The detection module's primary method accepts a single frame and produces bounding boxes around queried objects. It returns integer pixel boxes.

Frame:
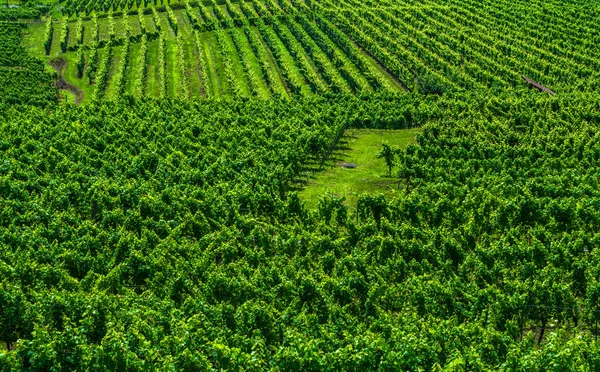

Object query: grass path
[201,32,220,99]
[299,128,422,210]
[261,24,312,95]
[184,36,203,98]
[145,39,160,98]
[126,42,141,93]
[254,27,289,97]
[166,41,180,98]
[206,32,229,97]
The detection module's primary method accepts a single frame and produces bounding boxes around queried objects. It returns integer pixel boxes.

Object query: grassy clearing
[299,128,422,210]
[58,89,77,104]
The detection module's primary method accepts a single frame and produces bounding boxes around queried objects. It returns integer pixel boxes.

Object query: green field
[300,128,422,209]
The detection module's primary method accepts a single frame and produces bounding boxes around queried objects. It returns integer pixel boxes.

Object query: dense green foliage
[0,21,56,107]
[3,0,600,369]
[0,3,43,21]
[2,91,600,369]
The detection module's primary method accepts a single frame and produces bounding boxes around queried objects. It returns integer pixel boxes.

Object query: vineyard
[22,0,600,102]
[26,0,401,102]
[3,0,600,370]
[0,21,56,106]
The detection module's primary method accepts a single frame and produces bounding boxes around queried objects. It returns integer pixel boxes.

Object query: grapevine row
[176,33,189,98]
[165,5,178,35]
[243,24,282,96]
[110,34,130,99]
[251,0,272,18]
[92,42,112,101]
[76,47,85,78]
[91,12,99,43]
[314,15,394,91]
[285,16,350,93]
[107,9,115,40]
[229,29,262,98]
[271,18,327,94]
[224,0,245,27]
[158,33,166,98]
[75,16,84,46]
[211,0,233,29]
[296,13,370,92]
[59,18,69,53]
[43,18,53,55]
[86,42,99,83]
[138,7,147,34]
[193,30,212,99]
[257,20,304,95]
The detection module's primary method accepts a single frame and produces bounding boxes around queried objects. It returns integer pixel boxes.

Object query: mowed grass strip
[145,38,161,98]
[184,36,203,98]
[299,128,423,210]
[97,16,110,42]
[175,8,193,37]
[125,42,141,93]
[159,12,177,39]
[200,32,220,99]
[166,41,181,98]
[206,32,229,97]
[112,15,128,39]
[143,13,158,34]
[129,12,142,35]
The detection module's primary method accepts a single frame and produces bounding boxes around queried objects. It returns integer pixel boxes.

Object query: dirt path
[49,57,85,104]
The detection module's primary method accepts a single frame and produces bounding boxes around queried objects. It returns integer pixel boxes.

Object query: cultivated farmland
[2,0,600,370]
[24,0,600,103]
